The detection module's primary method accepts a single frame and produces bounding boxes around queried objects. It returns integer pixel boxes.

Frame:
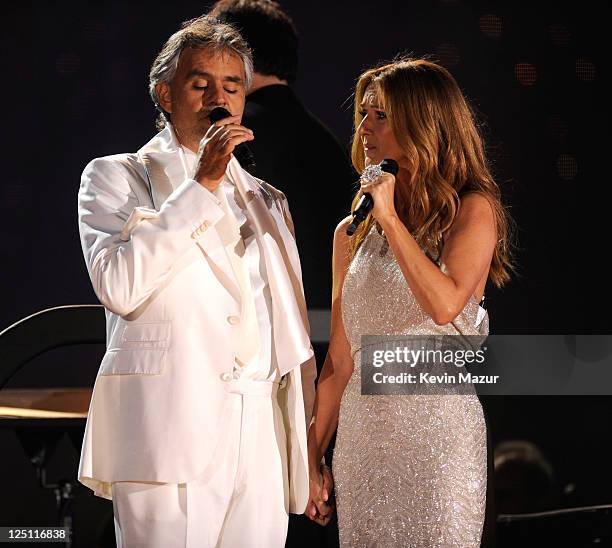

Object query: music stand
[0,305,105,547]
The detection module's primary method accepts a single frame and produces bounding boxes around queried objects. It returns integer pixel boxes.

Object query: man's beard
[186,112,213,144]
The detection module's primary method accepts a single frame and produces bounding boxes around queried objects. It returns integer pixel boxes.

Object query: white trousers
[111,379,289,548]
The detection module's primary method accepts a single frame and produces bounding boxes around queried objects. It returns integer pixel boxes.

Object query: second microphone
[346,159,399,236]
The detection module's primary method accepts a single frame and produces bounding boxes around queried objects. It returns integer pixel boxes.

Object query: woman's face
[357,85,405,166]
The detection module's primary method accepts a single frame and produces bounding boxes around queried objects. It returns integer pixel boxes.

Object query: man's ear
[155,82,172,114]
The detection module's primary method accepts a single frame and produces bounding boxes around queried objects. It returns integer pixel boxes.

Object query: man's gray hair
[149,15,253,130]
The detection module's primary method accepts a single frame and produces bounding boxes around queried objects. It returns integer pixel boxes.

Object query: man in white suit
[77,16,321,547]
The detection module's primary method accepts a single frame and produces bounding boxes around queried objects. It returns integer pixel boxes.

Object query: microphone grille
[209,107,232,123]
[380,159,399,176]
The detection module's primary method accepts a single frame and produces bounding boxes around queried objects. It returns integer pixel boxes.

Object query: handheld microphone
[208,106,257,174]
[346,159,399,236]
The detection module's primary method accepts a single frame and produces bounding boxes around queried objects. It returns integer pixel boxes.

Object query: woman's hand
[305,463,335,526]
[359,171,398,223]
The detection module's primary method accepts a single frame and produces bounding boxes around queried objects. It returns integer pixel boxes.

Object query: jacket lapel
[137,126,184,207]
[227,158,313,375]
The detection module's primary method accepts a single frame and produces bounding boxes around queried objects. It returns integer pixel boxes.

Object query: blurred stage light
[56,53,80,75]
[549,23,571,46]
[575,58,596,81]
[2,183,31,209]
[514,63,537,86]
[557,154,578,181]
[549,116,569,141]
[479,14,503,38]
[436,43,460,67]
[82,21,111,41]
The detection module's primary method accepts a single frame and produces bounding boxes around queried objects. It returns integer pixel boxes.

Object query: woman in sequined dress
[305,58,514,547]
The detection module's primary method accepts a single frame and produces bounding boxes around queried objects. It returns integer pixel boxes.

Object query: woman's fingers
[306,500,317,519]
[321,466,334,501]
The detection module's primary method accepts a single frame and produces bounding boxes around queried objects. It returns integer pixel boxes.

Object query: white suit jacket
[77,126,316,513]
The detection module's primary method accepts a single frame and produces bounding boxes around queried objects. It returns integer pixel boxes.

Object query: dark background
[0,1,609,546]
[0,0,608,334]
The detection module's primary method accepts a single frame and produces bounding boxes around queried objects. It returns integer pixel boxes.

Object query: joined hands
[306,463,335,526]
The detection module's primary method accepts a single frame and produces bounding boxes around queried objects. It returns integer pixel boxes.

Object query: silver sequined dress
[333,226,489,547]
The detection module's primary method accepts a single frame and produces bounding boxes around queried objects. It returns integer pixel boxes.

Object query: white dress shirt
[181,147,279,382]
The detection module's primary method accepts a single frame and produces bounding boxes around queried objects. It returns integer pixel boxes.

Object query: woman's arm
[305,216,355,523]
[307,216,355,466]
[376,184,497,325]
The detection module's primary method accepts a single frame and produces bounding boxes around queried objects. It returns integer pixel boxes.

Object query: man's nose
[205,82,227,107]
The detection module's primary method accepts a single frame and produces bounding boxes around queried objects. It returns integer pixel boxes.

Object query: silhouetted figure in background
[211,0,356,311]
[210,3,353,547]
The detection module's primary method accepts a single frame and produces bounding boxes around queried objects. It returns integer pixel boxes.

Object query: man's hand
[194,114,254,192]
[306,464,335,526]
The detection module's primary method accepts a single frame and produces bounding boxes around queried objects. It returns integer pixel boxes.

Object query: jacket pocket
[100,321,171,375]
[98,348,166,376]
[108,321,171,350]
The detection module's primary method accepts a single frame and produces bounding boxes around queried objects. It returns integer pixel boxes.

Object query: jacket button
[227,315,240,325]
[220,372,232,382]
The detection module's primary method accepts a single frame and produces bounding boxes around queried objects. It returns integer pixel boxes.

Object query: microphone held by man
[209,106,257,174]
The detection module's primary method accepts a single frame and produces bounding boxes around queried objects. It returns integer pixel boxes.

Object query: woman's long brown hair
[349,58,515,288]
